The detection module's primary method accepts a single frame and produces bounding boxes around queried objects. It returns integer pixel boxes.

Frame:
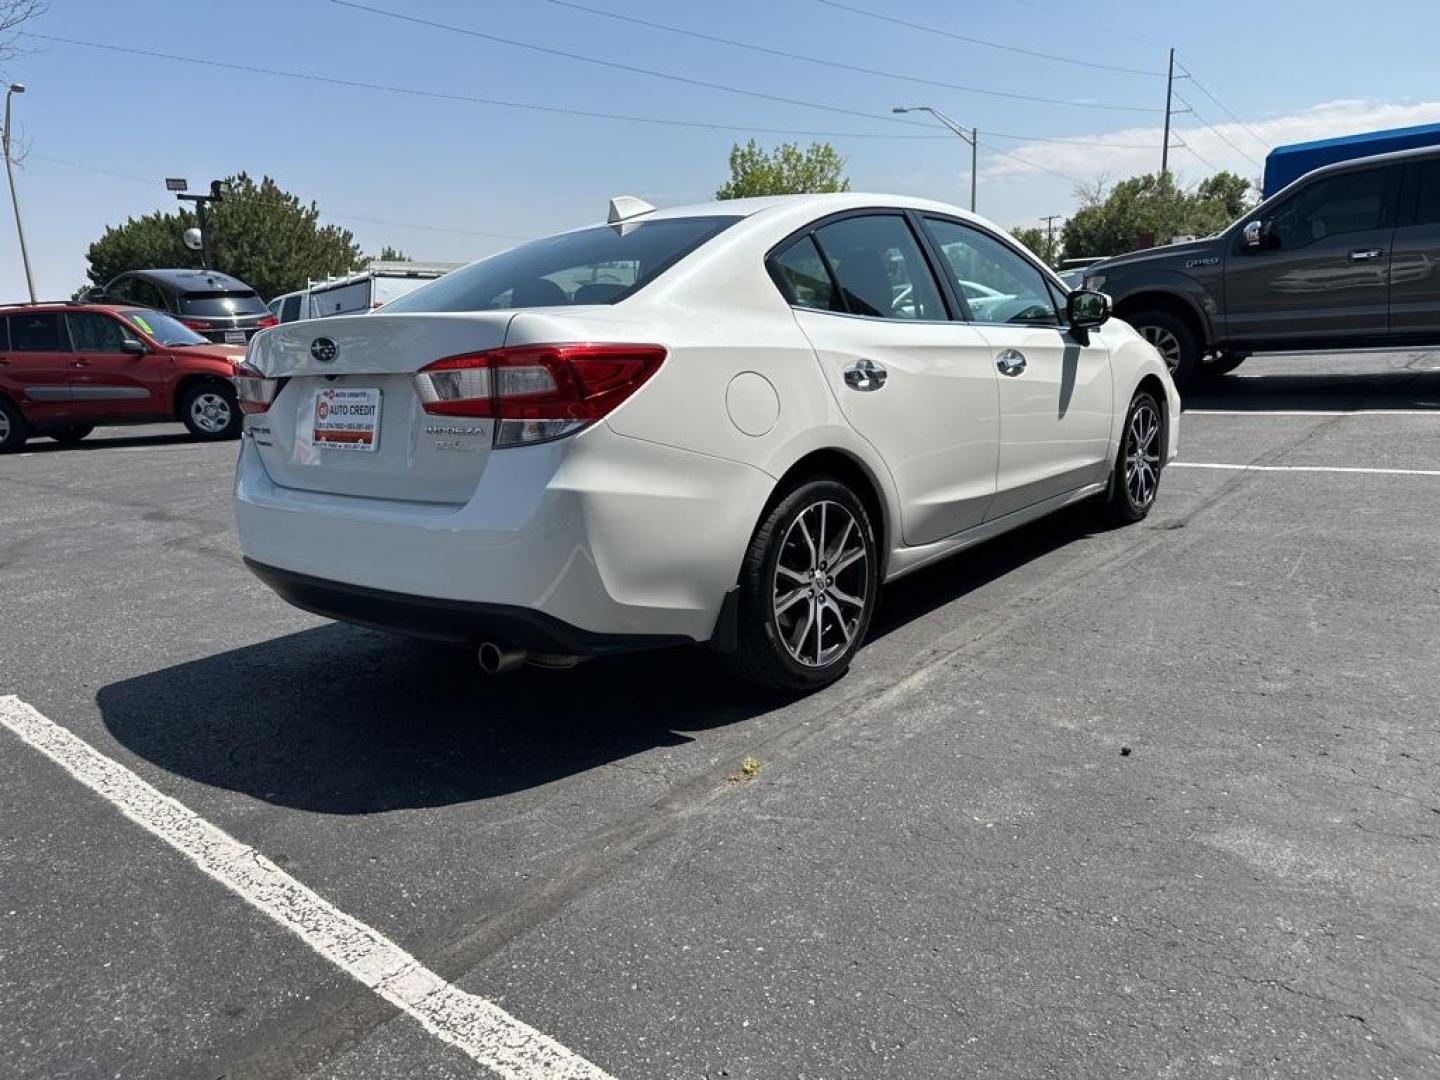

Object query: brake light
[182,319,211,331]
[233,363,283,414]
[257,315,279,329]
[414,343,666,447]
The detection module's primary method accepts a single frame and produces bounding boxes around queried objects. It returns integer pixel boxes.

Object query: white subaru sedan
[234,193,1177,691]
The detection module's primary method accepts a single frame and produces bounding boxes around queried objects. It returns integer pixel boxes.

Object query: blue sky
[6,0,1440,299]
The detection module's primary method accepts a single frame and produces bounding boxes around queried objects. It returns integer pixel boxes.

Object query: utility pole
[171,179,230,270]
[1040,214,1063,264]
[3,83,36,303]
[893,105,977,212]
[1161,47,1175,177]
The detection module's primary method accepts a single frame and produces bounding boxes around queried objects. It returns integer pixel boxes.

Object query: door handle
[843,358,887,392]
[1349,248,1383,262]
[996,349,1027,377]
[71,359,90,368]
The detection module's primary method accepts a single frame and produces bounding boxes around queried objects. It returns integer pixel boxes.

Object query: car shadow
[1184,364,1440,412]
[21,430,196,453]
[97,503,1109,814]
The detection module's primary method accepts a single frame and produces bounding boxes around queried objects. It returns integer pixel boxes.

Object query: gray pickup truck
[1083,145,1440,385]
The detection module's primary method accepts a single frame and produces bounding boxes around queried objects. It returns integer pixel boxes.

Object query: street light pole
[894,105,977,212]
[3,83,36,303]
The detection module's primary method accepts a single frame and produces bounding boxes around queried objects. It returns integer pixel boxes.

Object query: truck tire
[1132,311,1201,387]
[1201,351,1248,378]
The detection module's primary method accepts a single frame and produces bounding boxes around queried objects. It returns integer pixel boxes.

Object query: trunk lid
[245,312,515,503]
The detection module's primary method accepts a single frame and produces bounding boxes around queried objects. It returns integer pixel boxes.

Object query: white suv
[234,193,1178,691]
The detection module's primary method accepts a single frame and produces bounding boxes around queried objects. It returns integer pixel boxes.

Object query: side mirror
[1067,288,1111,331]
[1242,219,1272,250]
[120,338,148,355]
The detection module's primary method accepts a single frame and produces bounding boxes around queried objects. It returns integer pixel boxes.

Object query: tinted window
[8,312,65,351]
[178,291,268,316]
[122,309,208,346]
[812,214,945,320]
[772,235,842,312]
[280,295,303,322]
[1413,160,1440,224]
[67,312,139,352]
[386,216,741,313]
[923,217,1060,326]
[128,279,168,309]
[1271,168,1393,249]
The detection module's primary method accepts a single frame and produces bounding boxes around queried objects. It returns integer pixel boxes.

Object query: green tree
[1061,170,1256,261]
[716,140,850,199]
[84,173,361,299]
[1010,225,1061,268]
[366,245,409,263]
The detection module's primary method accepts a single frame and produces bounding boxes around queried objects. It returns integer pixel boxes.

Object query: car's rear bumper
[242,558,687,655]
[233,423,775,644]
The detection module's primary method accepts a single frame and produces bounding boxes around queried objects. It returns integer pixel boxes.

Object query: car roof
[630,191,986,224]
[118,268,256,293]
[0,301,148,315]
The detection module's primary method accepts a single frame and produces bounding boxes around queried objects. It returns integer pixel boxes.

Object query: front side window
[67,312,140,352]
[1269,168,1393,250]
[8,312,65,352]
[812,214,946,320]
[385,216,741,313]
[280,295,303,322]
[923,217,1060,326]
[771,235,843,312]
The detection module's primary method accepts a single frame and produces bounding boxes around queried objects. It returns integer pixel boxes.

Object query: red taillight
[256,315,279,329]
[414,343,666,447]
[182,319,211,331]
[233,363,282,414]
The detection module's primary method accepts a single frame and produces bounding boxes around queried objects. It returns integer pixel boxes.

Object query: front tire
[50,425,95,445]
[0,397,28,453]
[1100,390,1164,524]
[179,383,241,441]
[1132,310,1201,388]
[1201,351,1248,378]
[724,478,878,693]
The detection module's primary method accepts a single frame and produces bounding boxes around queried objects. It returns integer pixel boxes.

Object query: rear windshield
[122,309,209,346]
[178,291,267,317]
[385,216,741,313]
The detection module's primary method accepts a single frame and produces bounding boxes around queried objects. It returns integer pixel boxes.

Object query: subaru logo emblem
[311,337,338,363]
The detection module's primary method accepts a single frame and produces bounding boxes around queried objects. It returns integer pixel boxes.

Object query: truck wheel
[1133,311,1201,387]
[0,397,27,453]
[179,383,242,441]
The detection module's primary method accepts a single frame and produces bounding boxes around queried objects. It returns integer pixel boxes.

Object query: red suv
[0,302,248,453]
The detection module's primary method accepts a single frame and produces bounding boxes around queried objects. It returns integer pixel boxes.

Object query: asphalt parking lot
[2,348,1438,1080]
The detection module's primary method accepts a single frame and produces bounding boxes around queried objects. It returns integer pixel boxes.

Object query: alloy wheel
[0,410,9,443]
[1139,325,1182,372]
[191,392,232,433]
[771,500,869,668]
[1125,402,1162,509]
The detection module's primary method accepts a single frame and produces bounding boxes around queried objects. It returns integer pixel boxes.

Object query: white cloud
[982,99,1440,188]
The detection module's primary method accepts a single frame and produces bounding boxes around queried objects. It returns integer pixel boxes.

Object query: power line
[814,0,1167,78]
[987,146,1086,187]
[330,0,1162,115]
[1175,139,1219,173]
[19,31,955,141]
[1175,61,1270,151]
[1173,93,1263,168]
[544,0,1162,109]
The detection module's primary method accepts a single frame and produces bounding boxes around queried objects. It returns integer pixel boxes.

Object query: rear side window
[1271,167,1394,249]
[812,214,946,320]
[1412,159,1440,224]
[280,295,303,322]
[771,235,843,312]
[384,216,741,313]
[179,291,267,316]
[8,312,65,351]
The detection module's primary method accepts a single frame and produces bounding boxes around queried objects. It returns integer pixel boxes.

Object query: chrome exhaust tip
[477,641,526,674]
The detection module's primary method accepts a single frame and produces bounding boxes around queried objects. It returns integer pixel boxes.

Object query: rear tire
[50,425,95,445]
[723,478,878,693]
[1099,390,1164,525]
[0,398,27,454]
[1131,310,1201,388]
[1201,351,1248,378]
[179,383,241,441]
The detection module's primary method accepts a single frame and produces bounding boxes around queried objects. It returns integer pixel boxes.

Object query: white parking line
[1171,462,1440,477]
[1186,409,1440,416]
[0,695,613,1080]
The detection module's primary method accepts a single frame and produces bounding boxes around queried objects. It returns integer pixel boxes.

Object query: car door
[1387,156,1440,340]
[64,311,166,418]
[2,312,75,423]
[919,216,1114,520]
[1223,164,1400,345]
[774,211,1000,545]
